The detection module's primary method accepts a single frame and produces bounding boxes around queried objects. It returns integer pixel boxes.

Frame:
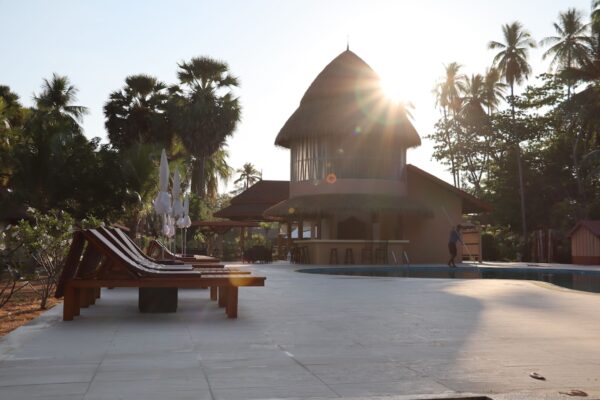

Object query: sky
[1,0,594,190]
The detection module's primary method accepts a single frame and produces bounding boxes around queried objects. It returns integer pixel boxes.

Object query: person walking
[448,225,462,267]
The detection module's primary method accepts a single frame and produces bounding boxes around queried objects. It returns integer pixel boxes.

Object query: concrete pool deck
[1,261,599,399]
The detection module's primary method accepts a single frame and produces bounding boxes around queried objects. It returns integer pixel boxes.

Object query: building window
[291,138,405,181]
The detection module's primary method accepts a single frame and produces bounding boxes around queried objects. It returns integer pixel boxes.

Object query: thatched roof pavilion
[275,50,421,149]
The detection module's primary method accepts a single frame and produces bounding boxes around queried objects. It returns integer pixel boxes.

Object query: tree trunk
[572,129,587,218]
[191,155,206,198]
[511,83,528,256]
[443,109,458,187]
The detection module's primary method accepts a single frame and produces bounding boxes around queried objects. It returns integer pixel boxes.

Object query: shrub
[6,209,74,309]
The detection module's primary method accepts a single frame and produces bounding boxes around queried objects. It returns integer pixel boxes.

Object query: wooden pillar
[318,217,322,239]
[277,233,283,259]
[298,220,304,240]
[240,227,245,259]
[286,221,293,252]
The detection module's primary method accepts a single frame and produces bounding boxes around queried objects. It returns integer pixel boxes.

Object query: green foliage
[104,75,171,150]
[169,56,241,196]
[5,208,74,309]
[234,162,261,192]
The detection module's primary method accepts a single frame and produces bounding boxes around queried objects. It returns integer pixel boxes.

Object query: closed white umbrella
[172,169,184,218]
[153,149,172,258]
[153,149,171,215]
[177,195,193,255]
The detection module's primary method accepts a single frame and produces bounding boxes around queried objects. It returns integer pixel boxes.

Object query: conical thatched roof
[275,50,421,148]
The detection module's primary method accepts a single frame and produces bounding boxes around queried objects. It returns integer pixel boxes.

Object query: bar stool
[344,248,354,264]
[300,246,310,264]
[329,248,338,265]
[374,248,387,264]
[361,248,373,264]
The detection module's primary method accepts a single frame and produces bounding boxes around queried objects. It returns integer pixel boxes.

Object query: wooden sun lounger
[55,229,265,320]
[101,227,225,269]
[146,239,219,263]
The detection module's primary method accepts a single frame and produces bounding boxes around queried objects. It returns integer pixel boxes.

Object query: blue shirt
[449,230,461,244]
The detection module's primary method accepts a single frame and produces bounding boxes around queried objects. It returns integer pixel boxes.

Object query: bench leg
[210,286,218,301]
[218,287,228,308]
[79,288,90,308]
[73,288,81,316]
[63,285,75,321]
[226,287,238,319]
[95,287,101,299]
[88,288,96,305]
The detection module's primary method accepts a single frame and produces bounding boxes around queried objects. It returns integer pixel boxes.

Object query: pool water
[297,265,600,294]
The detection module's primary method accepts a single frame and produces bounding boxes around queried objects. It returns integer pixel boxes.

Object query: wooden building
[569,220,600,265]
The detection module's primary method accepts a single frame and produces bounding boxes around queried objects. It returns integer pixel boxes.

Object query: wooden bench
[55,229,265,321]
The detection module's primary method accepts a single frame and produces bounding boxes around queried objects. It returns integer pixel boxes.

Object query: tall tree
[483,68,508,116]
[33,73,87,129]
[205,147,232,200]
[433,63,466,187]
[170,57,241,197]
[540,8,591,98]
[489,21,536,248]
[234,162,261,191]
[104,74,171,150]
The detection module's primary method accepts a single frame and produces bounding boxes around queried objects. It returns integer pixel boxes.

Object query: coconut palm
[489,21,536,246]
[593,0,600,39]
[170,57,241,197]
[104,74,170,150]
[460,74,487,120]
[33,73,87,127]
[489,22,537,108]
[483,68,508,115]
[234,163,261,191]
[540,8,591,97]
[205,147,232,200]
[434,63,466,187]
[0,86,24,129]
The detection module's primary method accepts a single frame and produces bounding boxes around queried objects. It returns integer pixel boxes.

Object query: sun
[380,75,405,104]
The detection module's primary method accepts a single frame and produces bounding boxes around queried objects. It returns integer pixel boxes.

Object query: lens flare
[326,173,337,184]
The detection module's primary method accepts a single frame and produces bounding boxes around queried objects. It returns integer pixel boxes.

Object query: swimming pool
[297,265,600,293]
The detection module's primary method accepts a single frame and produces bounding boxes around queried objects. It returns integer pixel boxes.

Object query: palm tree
[489,21,536,247]
[170,57,241,197]
[205,147,232,200]
[483,68,508,115]
[540,8,591,98]
[0,86,24,129]
[33,73,87,127]
[593,0,600,40]
[458,74,495,192]
[104,74,170,150]
[461,74,487,119]
[234,163,261,191]
[434,62,466,187]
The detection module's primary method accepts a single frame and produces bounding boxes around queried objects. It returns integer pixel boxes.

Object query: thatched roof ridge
[275,50,421,149]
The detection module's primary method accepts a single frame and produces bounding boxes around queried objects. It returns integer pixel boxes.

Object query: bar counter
[296,240,409,265]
